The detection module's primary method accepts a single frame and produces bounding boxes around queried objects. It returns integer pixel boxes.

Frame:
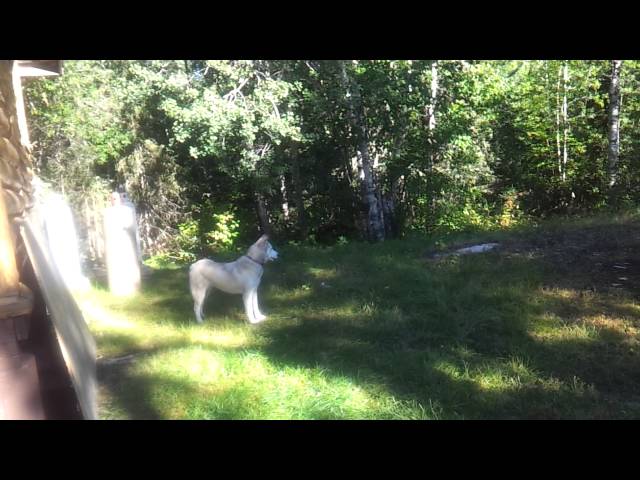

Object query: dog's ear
[257,234,269,244]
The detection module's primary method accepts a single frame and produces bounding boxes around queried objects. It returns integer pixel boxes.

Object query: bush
[174,219,199,263]
[204,211,240,251]
[164,203,242,263]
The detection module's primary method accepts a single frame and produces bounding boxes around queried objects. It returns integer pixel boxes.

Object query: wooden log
[0,107,9,138]
[0,157,21,190]
[2,188,25,217]
[0,137,20,167]
[0,184,19,296]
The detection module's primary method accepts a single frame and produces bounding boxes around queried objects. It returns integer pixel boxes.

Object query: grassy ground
[78,212,640,419]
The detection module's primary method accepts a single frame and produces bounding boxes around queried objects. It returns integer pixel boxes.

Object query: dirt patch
[426,220,640,296]
[506,224,640,295]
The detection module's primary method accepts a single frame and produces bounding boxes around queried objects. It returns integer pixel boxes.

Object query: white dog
[189,235,279,324]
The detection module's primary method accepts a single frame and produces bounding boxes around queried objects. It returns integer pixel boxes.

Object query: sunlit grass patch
[100,346,432,420]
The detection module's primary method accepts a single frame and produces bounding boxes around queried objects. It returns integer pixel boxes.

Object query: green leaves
[24,59,640,250]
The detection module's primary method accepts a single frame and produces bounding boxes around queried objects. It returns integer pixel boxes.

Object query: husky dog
[189,235,279,324]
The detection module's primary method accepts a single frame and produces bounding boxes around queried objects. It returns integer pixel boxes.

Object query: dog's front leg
[252,288,267,322]
[243,290,258,324]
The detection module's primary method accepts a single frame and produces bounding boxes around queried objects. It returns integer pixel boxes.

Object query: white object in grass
[433,243,500,259]
[455,243,500,255]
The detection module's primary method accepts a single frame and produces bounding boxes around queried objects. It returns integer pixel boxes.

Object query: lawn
[77,213,640,419]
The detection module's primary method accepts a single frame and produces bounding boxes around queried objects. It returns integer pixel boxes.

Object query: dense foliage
[23,60,640,259]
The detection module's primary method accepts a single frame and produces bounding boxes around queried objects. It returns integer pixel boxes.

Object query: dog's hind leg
[194,294,206,323]
[189,271,207,323]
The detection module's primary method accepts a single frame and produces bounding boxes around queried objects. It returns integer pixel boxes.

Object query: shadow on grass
[252,240,640,419]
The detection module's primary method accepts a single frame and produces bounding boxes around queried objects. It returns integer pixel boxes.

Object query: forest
[23,60,634,261]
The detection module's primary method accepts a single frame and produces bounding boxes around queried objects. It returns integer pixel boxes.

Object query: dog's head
[250,234,279,263]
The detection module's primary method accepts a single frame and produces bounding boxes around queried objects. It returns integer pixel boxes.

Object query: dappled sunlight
[432,359,466,380]
[472,358,542,393]
[101,344,420,419]
[424,349,602,420]
[143,348,226,382]
[306,266,338,281]
[80,285,256,362]
[582,315,639,340]
[187,329,250,349]
[530,323,599,343]
[80,299,138,330]
[269,286,313,302]
[530,286,640,347]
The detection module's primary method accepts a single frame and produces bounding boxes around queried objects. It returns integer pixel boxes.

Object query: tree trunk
[425,60,438,231]
[338,61,385,242]
[556,64,562,178]
[280,174,290,222]
[290,144,307,239]
[562,62,569,183]
[608,60,623,191]
[383,174,405,238]
[255,193,272,236]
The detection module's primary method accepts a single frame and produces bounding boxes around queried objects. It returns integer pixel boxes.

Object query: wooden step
[0,283,33,319]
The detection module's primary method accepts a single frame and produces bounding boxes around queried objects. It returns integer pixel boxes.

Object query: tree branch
[223,77,250,102]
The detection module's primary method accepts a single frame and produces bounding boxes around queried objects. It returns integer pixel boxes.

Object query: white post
[41,191,89,292]
[103,192,141,296]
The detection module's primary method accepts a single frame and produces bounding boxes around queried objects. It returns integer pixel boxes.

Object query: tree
[338,61,386,242]
[24,59,640,258]
[608,60,623,193]
[424,60,438,230]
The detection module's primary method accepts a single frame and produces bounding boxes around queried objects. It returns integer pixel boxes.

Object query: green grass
[79,212,640,419]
